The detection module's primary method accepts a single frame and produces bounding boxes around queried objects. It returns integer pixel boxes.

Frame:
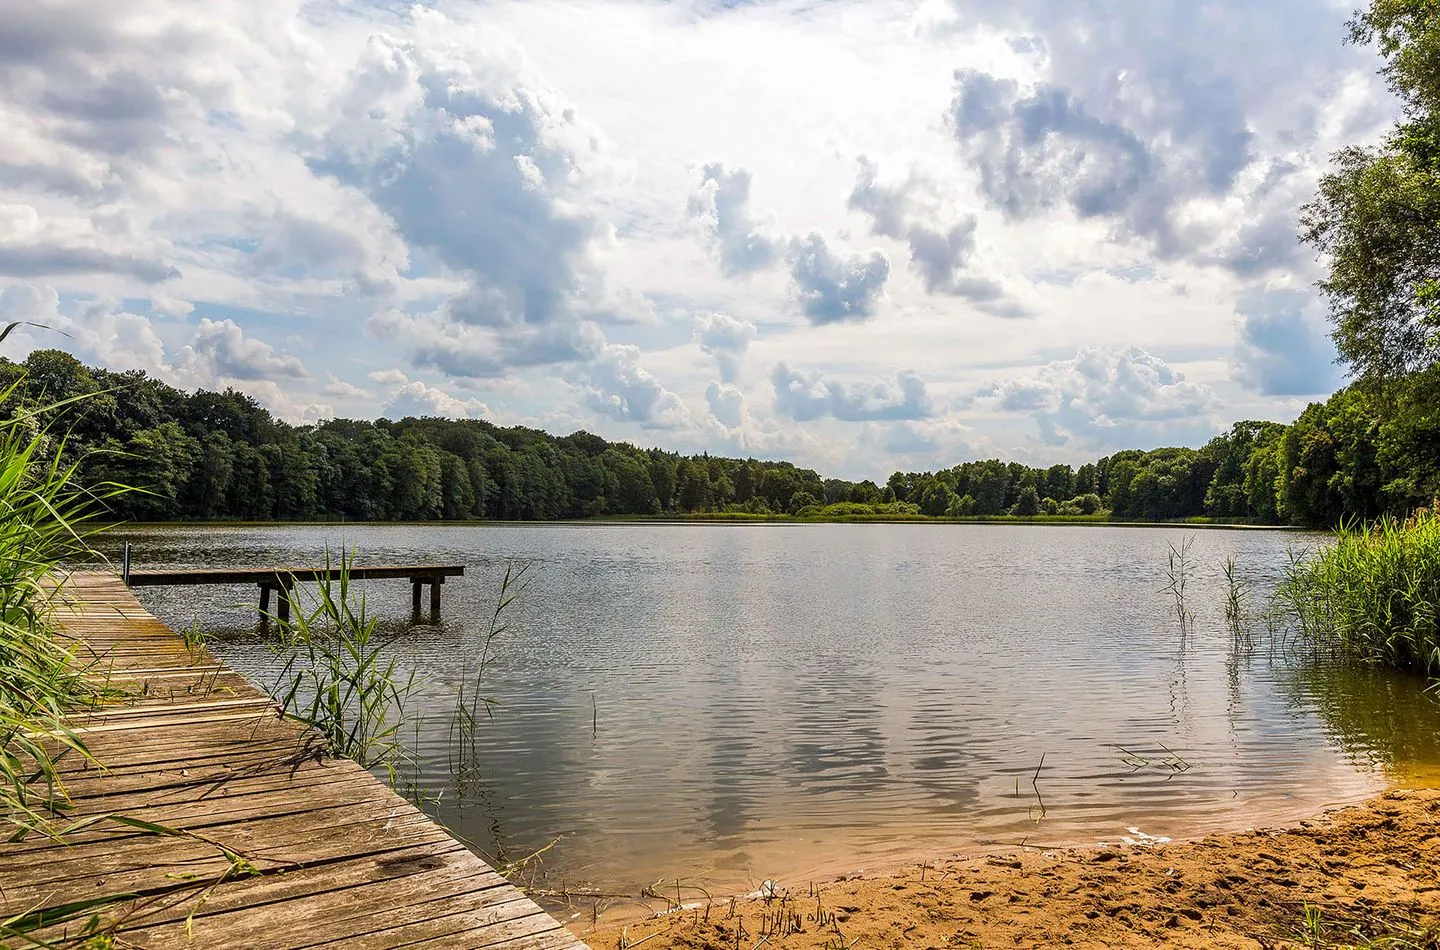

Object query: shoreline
[107,517,1312,531]
[576,787,1440,949]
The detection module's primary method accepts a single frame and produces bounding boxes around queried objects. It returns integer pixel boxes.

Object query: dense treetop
[3,350,1437,527]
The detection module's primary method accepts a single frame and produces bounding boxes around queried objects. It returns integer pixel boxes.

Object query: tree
[971,461,1009,515]
[88,422,201,520]
[1042,464,1074,502]
[918,481,956,516]
[789,490,820,514]
[1010,485,1040,516]
[1302,1,1440,384]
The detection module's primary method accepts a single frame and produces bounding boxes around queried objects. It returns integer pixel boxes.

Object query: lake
[97,522,1440,911]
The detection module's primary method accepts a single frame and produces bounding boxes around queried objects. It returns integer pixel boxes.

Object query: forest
[4,348,1437,528]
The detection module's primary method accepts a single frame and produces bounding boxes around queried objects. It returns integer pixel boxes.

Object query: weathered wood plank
[0,572,588,950]
[125,564,465,586]
[122,862,522,948]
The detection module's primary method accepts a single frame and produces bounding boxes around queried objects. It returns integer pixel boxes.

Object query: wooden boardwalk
[0,571,589,950]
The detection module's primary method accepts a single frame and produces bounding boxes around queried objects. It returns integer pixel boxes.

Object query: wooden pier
[125,563,465,621]
[0,571,588,949]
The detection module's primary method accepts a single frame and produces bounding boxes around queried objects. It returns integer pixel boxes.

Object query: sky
[0,0,1397,479]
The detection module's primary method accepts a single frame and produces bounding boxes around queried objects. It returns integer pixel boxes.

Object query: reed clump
[1280,506,1440,680]
[266,553,416,774]
[0,380,121,839]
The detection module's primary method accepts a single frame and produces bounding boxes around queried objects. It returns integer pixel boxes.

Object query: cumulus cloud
[0,281,332,423]
[846,159,1027,316]
[581,343,691,429]
[311,9,615,379]
[0,0,1379,467]
[321,377,369,399]
[688,161,895,323]
[1233,290,1341,396]
[875,420,940,456]
[772,363,933,422]
[847,156,914,240]
[177,318,308,382]
[0,204,177,282]
[0,0,413,304]
[367,369,409,385]
[785,233,890,325]
[939,0,1387,273]
[949,71,1155,224]
[0,282,166,374]
[705,381,745,428]
[688,163,781,277]
[971,345,1215,446]
[694,312,757,382]
[382,380,491,420]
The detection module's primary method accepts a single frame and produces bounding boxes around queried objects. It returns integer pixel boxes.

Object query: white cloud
[580,342,691,429]
[383,380,491,420]
[0,0,1393,475]
[772,363,933,422]
[694,312,757,382]
[312,9,618,380]
[785,233,890,325]
[687,163,781,277]
[971,345,1216,448]
[0,283,166,374]
[1233,289,1341,396]
[705,380,745,429]
[0,204,178,282]
[321,376,369,399]
[177,318,308,382]
[847,157,1031,317]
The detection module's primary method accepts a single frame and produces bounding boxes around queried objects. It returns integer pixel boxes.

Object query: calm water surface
[98,523,1440,902]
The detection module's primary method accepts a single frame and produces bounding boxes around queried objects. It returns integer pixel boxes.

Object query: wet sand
[577,788,1440,949]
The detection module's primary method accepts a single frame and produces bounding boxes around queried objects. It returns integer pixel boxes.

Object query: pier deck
[0,571,587,950]
[125,563,465,620]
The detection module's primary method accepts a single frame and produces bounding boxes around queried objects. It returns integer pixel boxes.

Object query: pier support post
[259,583,272,615]
[412,580,422,615]
[430,576,442,618]
[278,581,292,623]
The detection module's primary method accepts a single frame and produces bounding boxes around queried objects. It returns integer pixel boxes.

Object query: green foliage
[0,379,123,840]
[1280,507,1440,679]
[1010,485,1041,516]
[266,554,416,772]
[7,349,1440,529]
[1302,0,1440,383]
[1,350,836,523]
[794,501,922,519]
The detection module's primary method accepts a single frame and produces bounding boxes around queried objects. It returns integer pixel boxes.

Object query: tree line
[4,349,1437,527]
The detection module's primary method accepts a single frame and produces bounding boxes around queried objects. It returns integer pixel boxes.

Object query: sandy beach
[578,788,1440,949]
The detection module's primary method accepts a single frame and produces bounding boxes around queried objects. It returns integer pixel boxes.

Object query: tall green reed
[1279,507,1440,681]
[0,378,125,840]
[265,553,417,775]
[1162,536,1196,634]
[455,560,532,729]
[1222,555,1254,645]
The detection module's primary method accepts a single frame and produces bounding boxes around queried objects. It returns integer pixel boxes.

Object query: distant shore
[580,788,1440,949]
[111,515,1315,531]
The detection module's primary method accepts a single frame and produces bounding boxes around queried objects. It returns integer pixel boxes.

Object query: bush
[794,501,924,519]
[788,491,820,514]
